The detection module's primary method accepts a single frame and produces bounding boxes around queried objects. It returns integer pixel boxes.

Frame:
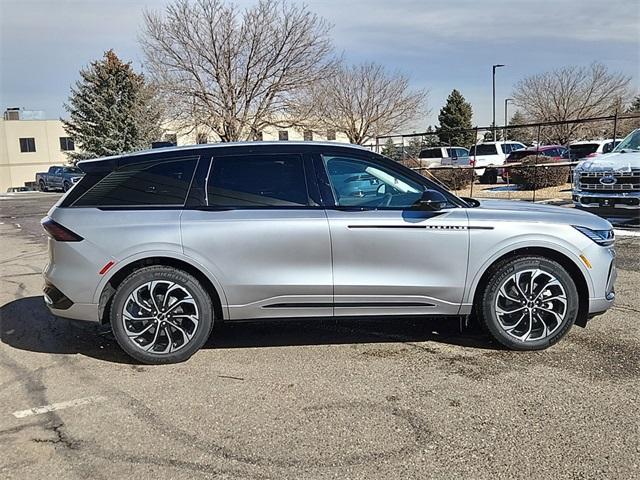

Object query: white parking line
[614,229,640,237]
[11,395,106,419]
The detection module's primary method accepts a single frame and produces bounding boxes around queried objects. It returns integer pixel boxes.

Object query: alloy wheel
[122,280,200,354]
[494,268,567,342]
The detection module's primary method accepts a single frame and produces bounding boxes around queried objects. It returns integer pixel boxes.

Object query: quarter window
[207,154,309,207]
[322,155,427,209]
[73,158,198,207]
[19,137,36,152]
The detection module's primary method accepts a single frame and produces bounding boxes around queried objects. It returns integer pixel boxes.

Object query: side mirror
[414,190,448,211]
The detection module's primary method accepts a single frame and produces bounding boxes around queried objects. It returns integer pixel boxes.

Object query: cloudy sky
[1,0,638,128]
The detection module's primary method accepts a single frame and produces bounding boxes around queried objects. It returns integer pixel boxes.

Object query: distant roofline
[78,141,367,166]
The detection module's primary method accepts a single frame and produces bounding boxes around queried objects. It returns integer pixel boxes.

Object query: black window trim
[19,137,36,153]
[198,152,322,211]
[68,155,200,209]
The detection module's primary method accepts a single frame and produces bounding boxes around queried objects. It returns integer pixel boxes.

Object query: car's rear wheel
[478,256,579,350]
[39,180,47,192]
[110,266,214,364]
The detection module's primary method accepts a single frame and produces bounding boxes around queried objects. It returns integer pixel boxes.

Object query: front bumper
[573,190,640,210]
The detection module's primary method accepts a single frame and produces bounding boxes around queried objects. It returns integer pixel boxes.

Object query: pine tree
[381,138,400,161]
[437,89,474,147]
[506,111,534,145]
[63,50,164,162]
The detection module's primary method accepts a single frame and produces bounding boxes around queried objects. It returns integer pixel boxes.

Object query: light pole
[492,64,505,141]
[504,98,513,140]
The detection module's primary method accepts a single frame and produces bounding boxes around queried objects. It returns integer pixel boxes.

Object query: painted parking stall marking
[11,395,107,419]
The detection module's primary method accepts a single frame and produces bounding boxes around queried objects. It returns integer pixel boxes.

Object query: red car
[500,145,567,181]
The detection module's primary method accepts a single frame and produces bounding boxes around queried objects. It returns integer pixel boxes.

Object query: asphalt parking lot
[1,192,638,479]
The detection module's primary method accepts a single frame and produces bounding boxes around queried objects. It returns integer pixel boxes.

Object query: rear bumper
[48,302,100,322]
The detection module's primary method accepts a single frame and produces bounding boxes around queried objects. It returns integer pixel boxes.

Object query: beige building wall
[0,119,75,192]
[0,118,351,192]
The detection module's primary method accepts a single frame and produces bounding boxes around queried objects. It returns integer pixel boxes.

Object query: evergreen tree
[63,50,164,162]
[423,126,441,147]
[381,138,400,161]
[506,111,534,145]
[437,89,474,146]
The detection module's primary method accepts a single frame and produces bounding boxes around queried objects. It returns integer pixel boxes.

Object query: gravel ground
[0,192,638,480]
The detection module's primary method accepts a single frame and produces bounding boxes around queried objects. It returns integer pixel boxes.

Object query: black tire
[39,180,47,192]
[479,169,498,184]
[110,266,214,364]
[477,256,579,350]
[63,181,71,192]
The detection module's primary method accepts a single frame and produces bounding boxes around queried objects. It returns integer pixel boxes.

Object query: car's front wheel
[478,256,579,350]
[110,266,214,364]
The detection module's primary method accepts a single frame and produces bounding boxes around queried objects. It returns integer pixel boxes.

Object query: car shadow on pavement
[1,296,499,365]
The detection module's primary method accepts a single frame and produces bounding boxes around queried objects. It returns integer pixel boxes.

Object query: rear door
[180,150,333,320]
[316,151,469,316]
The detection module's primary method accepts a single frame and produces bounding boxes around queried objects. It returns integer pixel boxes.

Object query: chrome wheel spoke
[495,268,567,343]
[122,280,200,354]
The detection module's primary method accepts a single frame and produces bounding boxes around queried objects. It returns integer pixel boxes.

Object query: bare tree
[140,0,335,142]
[512,63,631,144]
[292,62,428,145]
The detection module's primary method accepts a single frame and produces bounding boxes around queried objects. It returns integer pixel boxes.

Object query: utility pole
[492,64,505,141]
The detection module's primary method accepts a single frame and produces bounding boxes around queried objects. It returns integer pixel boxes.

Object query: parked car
[418,147,470,167]
[35,166,84,192]
[566,139,621,161]
[43,142,616,364]
[572,129,640,223]
[500,145,567,181]
[468,142,526,184]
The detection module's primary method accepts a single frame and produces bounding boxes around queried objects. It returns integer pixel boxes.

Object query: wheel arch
[98,256,226,325]
[470,246,590,328]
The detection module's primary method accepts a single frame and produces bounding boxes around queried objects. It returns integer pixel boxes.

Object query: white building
[0,107,350,192]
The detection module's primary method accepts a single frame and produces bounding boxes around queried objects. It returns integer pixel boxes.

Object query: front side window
[73,157,198,207]
[19,137,36,152]
[207,154,309,207]
[322,155,429,209]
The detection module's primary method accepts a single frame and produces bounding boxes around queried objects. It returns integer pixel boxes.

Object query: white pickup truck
[468,141,526,183]
[573,129,640,223]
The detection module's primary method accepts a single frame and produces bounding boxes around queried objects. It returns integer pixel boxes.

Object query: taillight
[470,158,476,167]
[41,217,83,242]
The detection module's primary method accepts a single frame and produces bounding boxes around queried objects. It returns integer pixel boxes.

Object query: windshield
[613,129,640,152]
[63,167,81,174]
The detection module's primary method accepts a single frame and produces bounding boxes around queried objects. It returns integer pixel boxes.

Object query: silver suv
[42,142,616,364]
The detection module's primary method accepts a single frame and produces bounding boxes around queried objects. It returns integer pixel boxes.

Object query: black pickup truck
[35,166,84,192]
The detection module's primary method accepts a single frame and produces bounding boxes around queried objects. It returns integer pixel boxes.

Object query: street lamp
[504,98,513,140]
[492,64,505,141]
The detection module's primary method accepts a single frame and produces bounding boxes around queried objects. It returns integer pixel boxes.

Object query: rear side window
[419,148,442,158]
[72,158,198,207]
[469,144,498,156]
[207,154,309,207]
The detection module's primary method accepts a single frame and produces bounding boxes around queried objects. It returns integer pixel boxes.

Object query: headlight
[573,226,614,246]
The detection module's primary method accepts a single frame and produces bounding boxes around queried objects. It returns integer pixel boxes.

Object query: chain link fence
[373,113,640,204]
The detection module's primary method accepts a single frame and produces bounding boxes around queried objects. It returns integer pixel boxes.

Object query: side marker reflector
[99,261,115,275]
[579,254,592,269]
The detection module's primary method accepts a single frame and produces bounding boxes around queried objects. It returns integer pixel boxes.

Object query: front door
[181,152,332,320]
[318,153,469,316]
